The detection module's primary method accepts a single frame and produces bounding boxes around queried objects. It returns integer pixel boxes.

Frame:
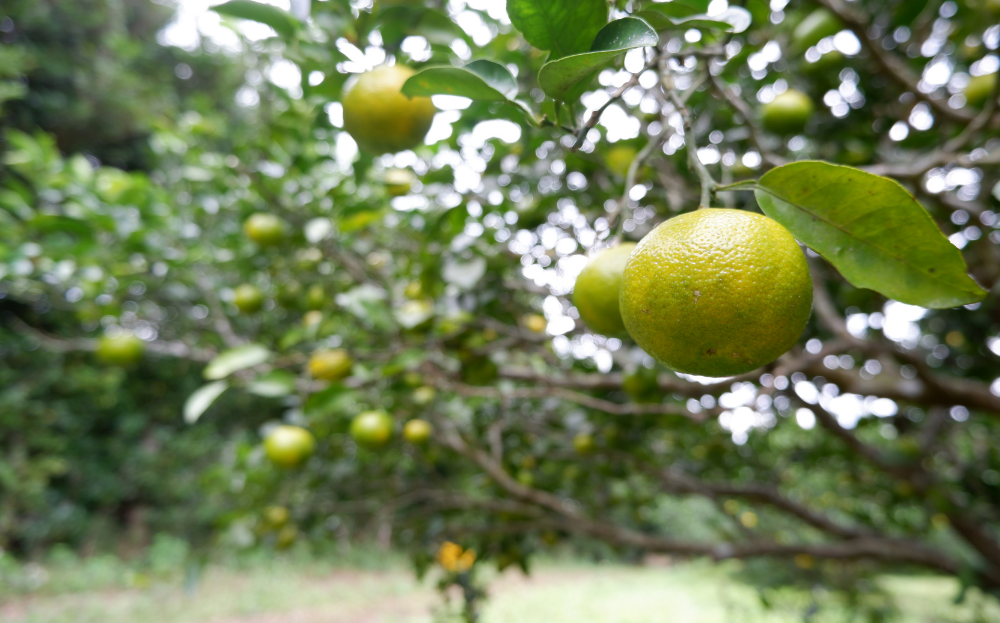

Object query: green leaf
[754,161,987,309]
[203,344,272,380]
[638,7,752,33]
[247,370,297,397]
[538,17,658,102]
[211,0,301,39]
[641,0,711,18]
[507,0,608,59]
[402,60,517,101]
[184,381,228,424]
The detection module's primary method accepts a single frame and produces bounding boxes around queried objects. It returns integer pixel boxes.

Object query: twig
[195,273,244,348]
[571,63,651,152]
[660,61,717,207]
[708,74,788,168]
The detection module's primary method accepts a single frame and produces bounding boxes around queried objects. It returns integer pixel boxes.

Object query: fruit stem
[659,59,718,208]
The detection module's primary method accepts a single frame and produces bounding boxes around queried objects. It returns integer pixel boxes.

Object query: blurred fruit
[385,168,416,196]
[264,425,316,468]
[573,243,636,336]
[412,385,436,405]
[350,410,394,448]
[573,432,595,455]
[275,525,298,549]
[792,8,842,50]
[603,145,637,178]
[263,505,290,528]
[403,418,432,444]
[623,367,660,403]
[403,371,423,387]
[437,541,476,573]
[522,313,547,333]
[308,348,353,381]
[404,280,424,299]
[761,89,814,135]
[234,284,264,314]
[516,469,535,487]
[96,334,145,366]
[303,310,323,327]
[342,65,436,154]
[277,281,303,308]
[306,284,326,310]
[965,72,997,107]
[620,208,812,377]
[244,213,285,246]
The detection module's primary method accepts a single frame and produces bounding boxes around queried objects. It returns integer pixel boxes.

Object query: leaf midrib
[757,178,975,298]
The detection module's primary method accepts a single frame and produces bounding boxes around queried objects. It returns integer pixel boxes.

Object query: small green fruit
[96,334,145,366]
[264,425,316,468]
[234,284,265,314]
[244,213,285,246]
[403,418,433,444]
[350,410,394,448]
[761,89,814,135]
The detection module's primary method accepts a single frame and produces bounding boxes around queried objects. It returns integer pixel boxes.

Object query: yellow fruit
[761,89,814,135]
[573,243,636,336]
[522,313,547,333]
[263,505,290,528]
[243,213,285,246]
[342,65,437,154]
[303,310,323,327]
[264,425,316,468]
[403,418,433,444]
[404,280,424,299]
[792,8,842,50]
[413,385,436,405]
[619,208,812,377]
[965,72,997,107]
[385,168,416,196]
[350,410,394,448]
[95,334,145,366]
[234,284,264,314]
[573,432,595,455]
[308,349,353,381]
[604,145,638,178]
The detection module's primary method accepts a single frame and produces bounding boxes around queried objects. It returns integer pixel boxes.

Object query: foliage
[4,0,1000,619]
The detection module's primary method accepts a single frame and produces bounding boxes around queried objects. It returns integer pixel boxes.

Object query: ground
[2,558,997,623]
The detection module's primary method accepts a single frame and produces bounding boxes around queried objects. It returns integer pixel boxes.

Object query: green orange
[264,425,316,468]
[403,418,433,445]
[619,208,812,377]
[350,410,394,448]
[96,334,145,366]
[342,65,436,154]
[965,72,997,107]
[233,284,264,314]
[761,89,814,135]
[792,8,842,50]
[308,348,353,381]
[243,213,286,246]
[573,243,636,336]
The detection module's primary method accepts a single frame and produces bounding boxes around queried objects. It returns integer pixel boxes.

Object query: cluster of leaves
[3,0,1000,619]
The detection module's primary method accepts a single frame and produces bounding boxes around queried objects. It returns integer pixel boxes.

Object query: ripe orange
[619,208,812,377]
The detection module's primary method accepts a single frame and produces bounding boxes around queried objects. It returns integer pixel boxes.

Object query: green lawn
[2,554,996,623]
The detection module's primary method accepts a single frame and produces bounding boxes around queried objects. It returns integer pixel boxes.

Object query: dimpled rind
[619,208,812,377]
[573,243,637,336]
[342,65,437,155]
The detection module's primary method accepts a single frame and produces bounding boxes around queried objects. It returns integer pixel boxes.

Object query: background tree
[3,0,1000,619]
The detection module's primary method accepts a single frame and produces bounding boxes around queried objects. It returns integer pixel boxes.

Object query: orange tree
[4,0,1000,617]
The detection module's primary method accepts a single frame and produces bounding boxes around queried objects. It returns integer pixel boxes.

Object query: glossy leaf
[402,60,517,101]
[211,0,301,39]
[538,17,658,102]
[203,344,272,380]
[754,161,987,309]
[638,7,752,33]
[506,0,608,59]
[183,381,228,424]
[247,370,297,397]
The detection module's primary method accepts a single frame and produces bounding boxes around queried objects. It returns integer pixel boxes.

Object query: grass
[1,546,998,623]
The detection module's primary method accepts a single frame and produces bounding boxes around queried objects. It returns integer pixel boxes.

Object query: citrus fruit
[350,410,394,448]
[573,243,636,336]
[761,89,814,135]
[516,469,535,487]
[275,525,298,549]
[412,385,436,405]
[233,284,264,313]
[604,145,638,178]
[965,72,997,107]
[264,425,316,468]
[522,313,547,333]
[619,208,812,377]
[342,65,436,154]
[263,505,290,528]
[792,8,842,50]
[308,348,353,381]
[385,168,416,196]
[404,280,424,299]
[573,432,595,455]
[96,334,145,366]
[244,213,285,246]
[306,284,326,310]
[277,281,303,308]
[403,418,432,444]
